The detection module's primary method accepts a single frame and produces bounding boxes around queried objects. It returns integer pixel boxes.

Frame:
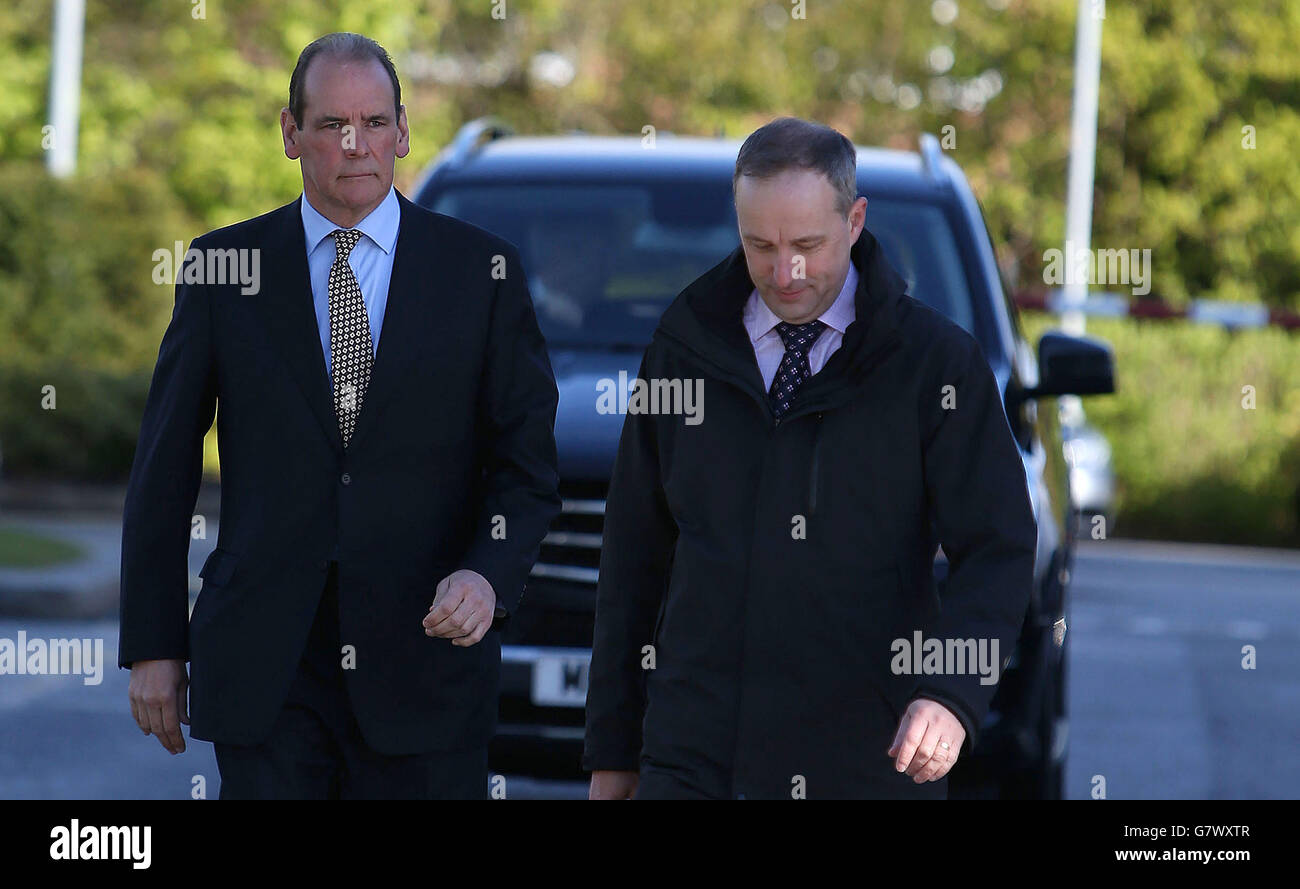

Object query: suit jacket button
[340,472,352,485]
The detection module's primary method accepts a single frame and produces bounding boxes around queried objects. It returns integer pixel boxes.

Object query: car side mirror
[1023,330,1115,398]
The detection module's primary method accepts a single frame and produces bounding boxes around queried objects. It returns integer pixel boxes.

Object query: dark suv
[414,119,1115,799]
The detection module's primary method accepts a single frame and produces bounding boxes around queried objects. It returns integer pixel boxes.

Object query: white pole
[1061,0,1103,337]
[47,0,86,178]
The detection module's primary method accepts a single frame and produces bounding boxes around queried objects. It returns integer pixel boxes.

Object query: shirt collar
[300,184,400,256]
[743,261,859,344]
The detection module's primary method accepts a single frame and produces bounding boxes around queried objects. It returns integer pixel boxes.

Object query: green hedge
[0,362,150,481]
[0,361,220,482]
[1020,312,1300,547]
[0,162,198,480]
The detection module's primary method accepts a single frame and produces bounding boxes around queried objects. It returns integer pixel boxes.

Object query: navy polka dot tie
[327,229,371,449]
[768,319,826,420]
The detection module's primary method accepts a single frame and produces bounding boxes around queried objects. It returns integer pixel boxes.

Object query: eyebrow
[315,112,392,124]
[744,234,825,246]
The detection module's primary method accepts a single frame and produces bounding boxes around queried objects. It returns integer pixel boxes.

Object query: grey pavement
[1064,537,1300,799]
[0,513,216,619]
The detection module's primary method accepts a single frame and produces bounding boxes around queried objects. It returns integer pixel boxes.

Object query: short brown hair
[733,117,858,217]
[289,33,401,128]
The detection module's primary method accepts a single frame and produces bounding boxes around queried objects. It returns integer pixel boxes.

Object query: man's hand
[128,659,189,754]
[589,770,639,800]
[423,569,496,647]
[887,697,966,783]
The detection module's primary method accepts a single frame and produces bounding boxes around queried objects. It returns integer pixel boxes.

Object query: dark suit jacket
[118,190,561,755]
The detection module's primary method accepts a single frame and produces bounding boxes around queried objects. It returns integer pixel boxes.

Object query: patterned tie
[327,229,372,448]
[768,319,826,420]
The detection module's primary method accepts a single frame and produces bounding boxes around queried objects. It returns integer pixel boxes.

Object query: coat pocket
[198,547,238,589]
[191,548,239,635]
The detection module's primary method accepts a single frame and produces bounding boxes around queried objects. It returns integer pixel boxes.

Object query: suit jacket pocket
[198,547,238,589]
[191,548,239,635]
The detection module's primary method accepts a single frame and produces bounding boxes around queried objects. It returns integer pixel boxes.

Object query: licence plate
[530,654,590,707]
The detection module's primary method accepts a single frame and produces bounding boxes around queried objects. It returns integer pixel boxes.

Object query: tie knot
[775,319,826,354]
[333,228,363,258]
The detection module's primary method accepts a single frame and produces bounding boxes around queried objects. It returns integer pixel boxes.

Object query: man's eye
[369,120,385,127]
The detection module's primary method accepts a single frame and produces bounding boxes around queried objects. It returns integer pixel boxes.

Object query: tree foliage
[3,0,1296,309]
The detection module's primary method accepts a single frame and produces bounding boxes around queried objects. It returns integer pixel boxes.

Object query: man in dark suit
[119,32,561,799]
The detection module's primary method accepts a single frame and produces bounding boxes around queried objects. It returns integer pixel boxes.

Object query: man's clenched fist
[422,569,496,647]
[886,697,966,783]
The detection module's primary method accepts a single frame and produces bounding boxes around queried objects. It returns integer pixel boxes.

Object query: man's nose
[773,252,798,288]
[344,126,370,156]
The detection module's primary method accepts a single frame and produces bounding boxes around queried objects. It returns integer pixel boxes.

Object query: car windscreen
[428,182,976,348]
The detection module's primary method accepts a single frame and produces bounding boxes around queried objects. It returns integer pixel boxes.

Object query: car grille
[530,480,606,586]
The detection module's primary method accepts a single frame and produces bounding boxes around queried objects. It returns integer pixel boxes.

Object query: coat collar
[655,227,908,416]
[253,189,427,456]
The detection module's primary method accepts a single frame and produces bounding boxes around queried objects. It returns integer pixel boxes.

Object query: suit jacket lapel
[257,197,345,456]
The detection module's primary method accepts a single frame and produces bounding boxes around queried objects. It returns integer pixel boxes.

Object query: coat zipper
[793,336,901,518]
[807,412,824,515]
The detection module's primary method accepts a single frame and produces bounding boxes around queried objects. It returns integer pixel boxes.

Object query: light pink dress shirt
[742,263,859,392]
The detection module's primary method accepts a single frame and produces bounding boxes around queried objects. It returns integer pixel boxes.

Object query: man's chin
[763,290,822,324]
[337,174,383,194]
[322,178,389,213]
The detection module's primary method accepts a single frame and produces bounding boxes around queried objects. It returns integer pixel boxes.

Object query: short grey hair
[733,117,858,217]
[289,33,401,128]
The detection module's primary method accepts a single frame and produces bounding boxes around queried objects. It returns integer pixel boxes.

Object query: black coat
[583,229,1037,799]
[119,192,561,755]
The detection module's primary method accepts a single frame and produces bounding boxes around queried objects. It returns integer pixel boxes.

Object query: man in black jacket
[584,117,1037,800]
[120,33,560,799]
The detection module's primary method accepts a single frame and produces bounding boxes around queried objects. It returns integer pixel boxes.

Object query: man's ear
[395,105,410,159]
[280,107,302,160]
[847,196,868,244]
